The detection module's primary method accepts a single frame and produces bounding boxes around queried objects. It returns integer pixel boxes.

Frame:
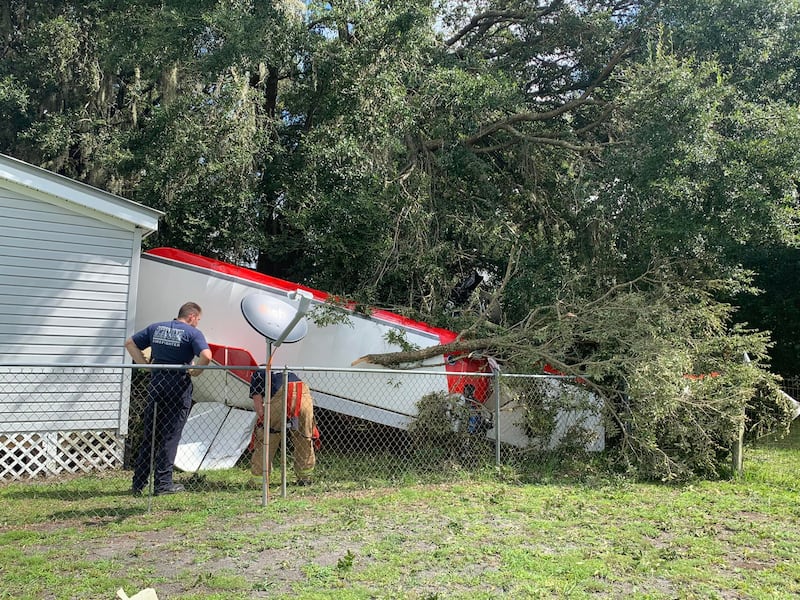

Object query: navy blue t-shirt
[131,319,209,365]
[249,370,301,398]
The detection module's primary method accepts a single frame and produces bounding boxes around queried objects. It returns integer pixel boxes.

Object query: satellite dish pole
[241,290,313,506]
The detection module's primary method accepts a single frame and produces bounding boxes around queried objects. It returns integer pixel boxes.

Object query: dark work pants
[132,373,193,492]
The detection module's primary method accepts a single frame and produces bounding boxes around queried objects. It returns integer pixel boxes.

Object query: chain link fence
[0,363,605,511]
[782,376,800,404]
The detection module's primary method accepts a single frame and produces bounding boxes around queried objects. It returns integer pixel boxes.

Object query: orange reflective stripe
[287,381,302,418]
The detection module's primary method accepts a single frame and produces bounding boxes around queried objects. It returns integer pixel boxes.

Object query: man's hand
[252,394,265,420]
[190,349,212,377]
[124,338,148,365]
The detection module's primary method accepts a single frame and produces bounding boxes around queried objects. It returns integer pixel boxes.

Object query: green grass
[1,430,799,599]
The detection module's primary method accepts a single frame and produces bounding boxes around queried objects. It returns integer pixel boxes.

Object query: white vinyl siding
[0,193,132,363]
[0,191,135,434]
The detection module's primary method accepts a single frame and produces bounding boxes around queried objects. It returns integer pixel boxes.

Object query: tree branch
[351,335,521,368]
[444,2,564,48]
[438,3,657,154]
[470,126,599,153]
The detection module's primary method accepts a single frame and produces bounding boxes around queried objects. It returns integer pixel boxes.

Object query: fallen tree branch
[351,335,515,368]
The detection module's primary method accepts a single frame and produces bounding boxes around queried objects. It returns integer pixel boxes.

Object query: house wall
[0,189,141,434]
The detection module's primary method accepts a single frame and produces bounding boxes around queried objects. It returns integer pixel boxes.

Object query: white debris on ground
[116,588,158,600]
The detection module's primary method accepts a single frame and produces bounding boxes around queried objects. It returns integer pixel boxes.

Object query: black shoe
[154,483,185,496]
[296,478,313,486]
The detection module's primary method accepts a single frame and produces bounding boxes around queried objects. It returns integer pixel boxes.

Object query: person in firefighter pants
[249,368,315,485]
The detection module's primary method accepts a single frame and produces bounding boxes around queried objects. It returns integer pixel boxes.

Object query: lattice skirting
[0,431,123,481]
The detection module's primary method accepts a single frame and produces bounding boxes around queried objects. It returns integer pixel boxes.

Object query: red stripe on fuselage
[146,247,486,399]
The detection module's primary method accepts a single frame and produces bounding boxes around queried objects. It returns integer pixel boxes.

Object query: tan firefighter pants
[251,380,315,480]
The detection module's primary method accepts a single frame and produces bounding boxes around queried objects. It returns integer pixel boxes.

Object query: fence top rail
[0,362,571,379]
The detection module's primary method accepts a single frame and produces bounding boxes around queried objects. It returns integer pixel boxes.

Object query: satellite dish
[241,293,308,344]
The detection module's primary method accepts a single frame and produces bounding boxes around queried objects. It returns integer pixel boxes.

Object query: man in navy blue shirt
[250,369,316,485]
[126,301,212,496]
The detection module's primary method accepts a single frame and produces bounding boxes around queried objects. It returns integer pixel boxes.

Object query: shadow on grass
[48,506,152,525]
[0,487,134,500]
[753,418,800,450]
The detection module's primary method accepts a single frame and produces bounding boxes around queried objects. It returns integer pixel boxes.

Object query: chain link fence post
[494,370,501,469]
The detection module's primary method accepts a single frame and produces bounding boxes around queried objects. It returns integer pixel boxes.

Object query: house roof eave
[0,153,162,233]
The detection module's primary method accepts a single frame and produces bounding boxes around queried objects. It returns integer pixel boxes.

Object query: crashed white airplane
[133,248,604,471]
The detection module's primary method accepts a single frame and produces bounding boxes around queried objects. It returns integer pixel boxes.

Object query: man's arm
[189,348,213,377]
[249,370,266,419]
[252,393,265,420]
[124,338,148,365]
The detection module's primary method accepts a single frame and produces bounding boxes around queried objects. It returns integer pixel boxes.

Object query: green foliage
[408,391,461,451]
[745,377,798,442]
[481,266,787,481]
[336,549,355,573]
[660,0,800,103]
[587,49,799,282]
[507,379,601,456]
[307,301,356,329]
[0,74,26,104]
[127,83,270,261]
[383,329,418,353]
[408,391,494,468]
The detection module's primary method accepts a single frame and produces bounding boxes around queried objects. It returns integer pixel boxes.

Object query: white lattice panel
[0,431,123,481]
